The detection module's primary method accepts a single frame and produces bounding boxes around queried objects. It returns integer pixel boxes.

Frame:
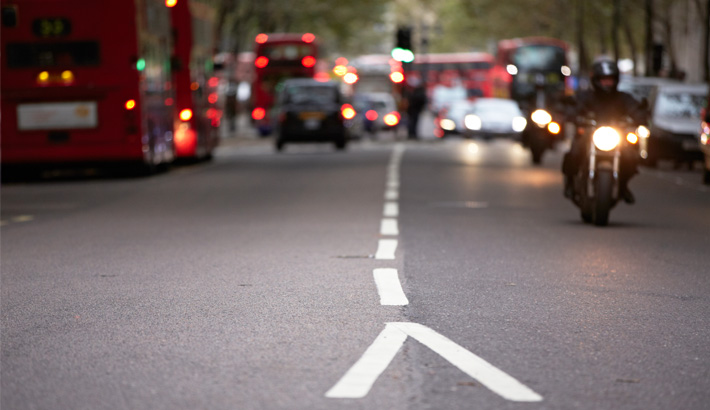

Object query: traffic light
[396,27,412,51]
[392,26,414,63]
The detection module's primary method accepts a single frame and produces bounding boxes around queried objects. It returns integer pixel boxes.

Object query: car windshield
[473,101,521,115]
[655,91,706,119]
[284,85,337,104]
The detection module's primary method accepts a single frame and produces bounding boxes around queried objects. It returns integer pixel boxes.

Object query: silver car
[463,98,527,140]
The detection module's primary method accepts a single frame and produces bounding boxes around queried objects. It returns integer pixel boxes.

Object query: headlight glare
[592,126,621,151]
[464,114,482,131]
[531,109,552,127]
[636,125,650,138]
[440,118,456,131]
[512,116,527,132]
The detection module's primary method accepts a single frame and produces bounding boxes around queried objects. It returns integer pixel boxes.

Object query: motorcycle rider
[563,57,647,204]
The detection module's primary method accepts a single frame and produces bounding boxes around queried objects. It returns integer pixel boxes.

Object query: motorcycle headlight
[626,132,639,144]
[531,109,552,127]
[512,116,527,132]
[592,126,621,151]
[464,114,482,131]
[547,122,561,135]
[636,125,650,139]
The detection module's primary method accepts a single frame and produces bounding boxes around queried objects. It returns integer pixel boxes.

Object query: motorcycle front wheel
[593,170,613,226]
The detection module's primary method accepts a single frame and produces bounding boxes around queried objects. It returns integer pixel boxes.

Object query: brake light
[390,72,404,83]
[252,107,266,121]
[302,33,315,43]
[366,110,378,121]
[165,0,177,7]
[384,112,400,126]
[341,104,356,120]
[255,33,268,44]
[179,108,193,121]
[302,56,316,68]
[125,99,137,110]
[255,56,269,68]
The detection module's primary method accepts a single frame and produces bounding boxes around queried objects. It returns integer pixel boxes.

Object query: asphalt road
[2,132,709,410]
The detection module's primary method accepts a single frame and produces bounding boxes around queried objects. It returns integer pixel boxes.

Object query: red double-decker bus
[1,0,175,171]
[250,33,319,136]
[169,0,220,161]
[406,52,495,102]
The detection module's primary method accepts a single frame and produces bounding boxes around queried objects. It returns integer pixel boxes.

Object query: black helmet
[591,57,619,93]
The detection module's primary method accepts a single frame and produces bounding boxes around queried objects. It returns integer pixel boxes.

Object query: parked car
[618,75,678,104]
[643,83,708,167]
[274,79,351,151]
[462,98,528,140]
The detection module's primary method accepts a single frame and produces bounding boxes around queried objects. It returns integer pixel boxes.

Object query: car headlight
[464,114,482,131]
[636,125,650,138]
[531,109,552,127]
[592,126,621,151]
[440,118,456,131]
[512,116,527,132]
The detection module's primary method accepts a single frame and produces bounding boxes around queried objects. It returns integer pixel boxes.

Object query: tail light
[125,99,137,110]
[384,112,399,126]
[179,108,193,121]
[302,56,316,68]
[365,110,378,121]
[255,56,269,68]
[252,107,266,121]
[341,104,356,120]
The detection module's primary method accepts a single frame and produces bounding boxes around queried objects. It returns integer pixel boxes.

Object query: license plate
[682,140,699,151]
[299,111,325,120]
[17,101,98,130]
[304,119,321,130]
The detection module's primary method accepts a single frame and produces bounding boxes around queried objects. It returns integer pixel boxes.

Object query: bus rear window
[6,41,100,68]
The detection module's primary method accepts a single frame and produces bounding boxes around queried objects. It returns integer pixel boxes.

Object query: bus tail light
[341,104,356,120]
[302,33,315,43]
[125,99,137,110]
[165,0,178,7]
[302,56,316,68]
[179,108,193,121]
[255,56,269,68]
[252,107,266,121]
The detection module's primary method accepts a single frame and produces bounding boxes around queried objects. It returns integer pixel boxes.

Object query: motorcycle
[520,73,565,165]
[568,115,648,226]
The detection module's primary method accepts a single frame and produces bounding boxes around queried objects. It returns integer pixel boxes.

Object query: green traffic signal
[391,47,414,63]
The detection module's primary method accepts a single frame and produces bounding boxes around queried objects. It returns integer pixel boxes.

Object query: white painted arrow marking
[326,322,543,402]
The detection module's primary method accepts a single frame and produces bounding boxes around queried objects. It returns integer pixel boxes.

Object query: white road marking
[326,322,543,402]
[380,218,399,236]
[375,239,397,260]
[383,202,399,217]
[373,269,408,306]
[385,189,399,201]
[387,180,400,189]
[325,324,408,398]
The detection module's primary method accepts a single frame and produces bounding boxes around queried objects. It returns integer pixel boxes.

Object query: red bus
[250,33,319,136]
[490,37,572,102]
[1,0,175,171]
[406,52,495,103]
[169,0,220,160]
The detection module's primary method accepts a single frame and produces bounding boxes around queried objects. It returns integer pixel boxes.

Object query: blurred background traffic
[1,0,709,181]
